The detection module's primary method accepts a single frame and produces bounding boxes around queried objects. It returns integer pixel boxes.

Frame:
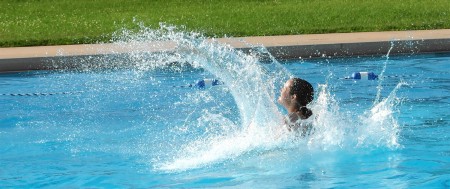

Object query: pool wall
[1,29,449,72]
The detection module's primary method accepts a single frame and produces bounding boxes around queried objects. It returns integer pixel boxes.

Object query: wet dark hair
[289,78,314,119]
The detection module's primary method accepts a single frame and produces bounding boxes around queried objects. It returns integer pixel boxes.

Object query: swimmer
[278,78,314,136]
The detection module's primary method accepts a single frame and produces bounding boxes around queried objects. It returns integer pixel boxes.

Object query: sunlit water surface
[1,27,449,188]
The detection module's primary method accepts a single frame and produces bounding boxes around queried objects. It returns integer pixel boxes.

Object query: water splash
[304,81,402,151]
[375,41,395,103]
[54,23,402,171]
[359,81,404,148]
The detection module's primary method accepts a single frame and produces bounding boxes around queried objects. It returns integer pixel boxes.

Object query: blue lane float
[344,72,378,80]
[195,78,222,88]
[176,79,223,88]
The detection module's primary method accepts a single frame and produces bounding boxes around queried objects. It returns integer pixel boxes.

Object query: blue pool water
[1,28,450,188]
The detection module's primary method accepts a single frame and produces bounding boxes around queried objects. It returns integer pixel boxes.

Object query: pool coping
[1,29,449,72]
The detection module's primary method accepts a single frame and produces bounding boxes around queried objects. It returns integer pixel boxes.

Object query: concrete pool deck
[1,29,449,72]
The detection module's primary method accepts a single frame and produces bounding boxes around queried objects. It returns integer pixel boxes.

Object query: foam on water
[45,23,403,172]
[100,24,403,172]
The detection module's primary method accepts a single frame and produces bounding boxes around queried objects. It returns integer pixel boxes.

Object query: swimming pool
[1,29,449,188]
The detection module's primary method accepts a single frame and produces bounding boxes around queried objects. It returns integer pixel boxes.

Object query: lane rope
[173,78,224,88]
[5,73,419,96]
[0,91,84,97]
[342,72,420,80]
[2,78,223,96]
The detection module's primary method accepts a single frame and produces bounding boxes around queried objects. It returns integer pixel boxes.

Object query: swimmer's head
[278,78,314,119]
[290,78,314,107]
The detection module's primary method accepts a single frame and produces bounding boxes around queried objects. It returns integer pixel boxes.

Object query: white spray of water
[104,23,402,171]
[308,82,403,151]
[375,41,395,104]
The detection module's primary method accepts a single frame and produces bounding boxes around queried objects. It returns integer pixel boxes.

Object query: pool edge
[1,29,449,72]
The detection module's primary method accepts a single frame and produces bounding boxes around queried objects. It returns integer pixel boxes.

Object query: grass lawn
[0,0,449,47]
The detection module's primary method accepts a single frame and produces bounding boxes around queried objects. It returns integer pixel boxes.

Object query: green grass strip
[1,0,449,47]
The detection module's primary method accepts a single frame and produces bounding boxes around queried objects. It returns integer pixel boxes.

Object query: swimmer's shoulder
[286,115,314,137]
